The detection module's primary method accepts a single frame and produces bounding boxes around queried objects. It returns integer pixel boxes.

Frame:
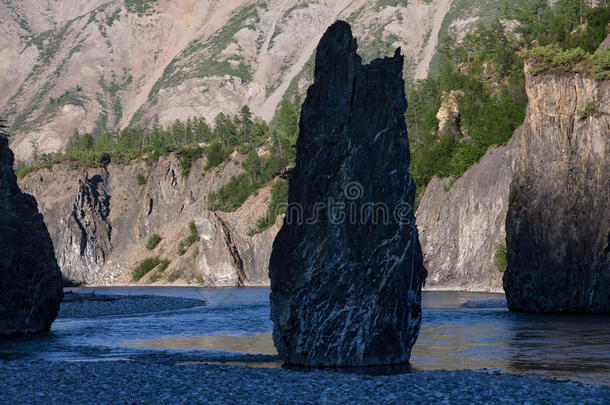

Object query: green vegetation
[133,257,160,281]
[529,44,589,75]
[146,234,162,250]
[493,243,507,272]
[282,2,309,19]
[168,269,183,282]
[148,2,264,101]
[178,221,200,256]
[158,259,171,273]
[592,49,610,80]
[577,101,602,119]
[407,1,610,198]
[125,0,157,16]
[149,258,170,282]
[137,173,147,185]
[208,97,299,212]
[249,180,289,236]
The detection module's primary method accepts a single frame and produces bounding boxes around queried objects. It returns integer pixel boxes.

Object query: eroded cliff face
[504,65,610,313]
[417,59,609,296]
[417,140,514,292]
[0,136,63,335]
[19,153,280,287]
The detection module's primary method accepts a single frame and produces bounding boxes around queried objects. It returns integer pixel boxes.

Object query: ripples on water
[1,287,608,386]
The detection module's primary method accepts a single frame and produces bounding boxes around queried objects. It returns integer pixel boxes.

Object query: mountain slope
[0,0,510,162]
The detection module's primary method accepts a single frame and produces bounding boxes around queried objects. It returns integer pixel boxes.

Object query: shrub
[133,257,160,281]
[178,221,200,255]
[205,141,230,170]
[146,233,162,250]
[158,258,170,273]
[137,173,147,185]
[592,49,610,81]
[177,145,204,177]
[248,180,289,236]
[493,243,507,272]
[529,44,589,75]
[577,101,602,119]
[168,269,183,282]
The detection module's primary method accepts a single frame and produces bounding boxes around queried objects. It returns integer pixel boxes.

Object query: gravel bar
[58,293,206,318]
[0,359,608,404]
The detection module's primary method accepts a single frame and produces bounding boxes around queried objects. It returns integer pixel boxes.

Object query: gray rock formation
[503,63,610,313]
[269,21,426,367]
[19,153,278,287]
[417,140,514,292]
[60,169,112,285]
[0,136,63,335]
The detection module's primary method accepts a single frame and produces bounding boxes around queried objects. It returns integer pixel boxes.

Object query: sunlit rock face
[269,21,426,367]
[0,136,63,336]
[503,59,610,314]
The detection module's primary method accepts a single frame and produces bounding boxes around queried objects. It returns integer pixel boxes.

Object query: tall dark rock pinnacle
[0,136,63,335]
[269,21,426,367]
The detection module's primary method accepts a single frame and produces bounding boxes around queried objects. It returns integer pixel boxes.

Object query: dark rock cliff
[504,64,610,313]
[269,21,426,367]
[0,136,63,335]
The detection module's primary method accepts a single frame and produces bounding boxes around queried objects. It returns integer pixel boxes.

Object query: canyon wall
[504,64,610,312]
[19,153,280,286]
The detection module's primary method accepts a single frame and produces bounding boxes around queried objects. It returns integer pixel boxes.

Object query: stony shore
[0,359,608,404]
[58,292,206,318]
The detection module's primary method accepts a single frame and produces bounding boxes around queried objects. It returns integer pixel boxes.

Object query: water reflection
[1,288,608,386]
[134,333,277,356]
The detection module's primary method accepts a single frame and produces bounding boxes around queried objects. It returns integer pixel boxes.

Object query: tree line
[406,0,610,200]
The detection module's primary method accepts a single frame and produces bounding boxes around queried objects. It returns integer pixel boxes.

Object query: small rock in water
[269,21,426,367]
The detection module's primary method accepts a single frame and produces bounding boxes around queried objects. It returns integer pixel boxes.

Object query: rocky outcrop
[59,169,112,285]
[19,153,278,287]
[417,139,514,292]
[269,21,426,367]
[503,65,610,313]
[0,136,62,335]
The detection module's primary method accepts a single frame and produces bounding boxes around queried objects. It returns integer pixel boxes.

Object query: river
[1,288,608,386]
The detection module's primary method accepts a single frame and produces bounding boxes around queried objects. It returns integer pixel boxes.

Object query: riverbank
[0,359,607,404]
[59,292,206,318]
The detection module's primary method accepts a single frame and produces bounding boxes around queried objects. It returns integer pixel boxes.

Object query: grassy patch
[133,257,160,281]
[137,173,147,185]
[146,234,162,250]
[493,243,507,272]
[125,0,157,16]
[178,221,200,256]
[248,180,289,236]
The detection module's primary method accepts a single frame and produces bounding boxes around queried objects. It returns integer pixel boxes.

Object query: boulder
[0,136,63,335]
[269,21,426,367]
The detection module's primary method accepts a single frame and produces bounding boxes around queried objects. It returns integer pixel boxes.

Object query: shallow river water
[2,288,609,386]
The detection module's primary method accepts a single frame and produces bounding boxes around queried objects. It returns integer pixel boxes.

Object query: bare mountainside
[0,0,507,162]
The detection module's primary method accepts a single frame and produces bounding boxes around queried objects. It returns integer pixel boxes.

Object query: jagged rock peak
[0,136,63,336]
[269,21,426,367]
